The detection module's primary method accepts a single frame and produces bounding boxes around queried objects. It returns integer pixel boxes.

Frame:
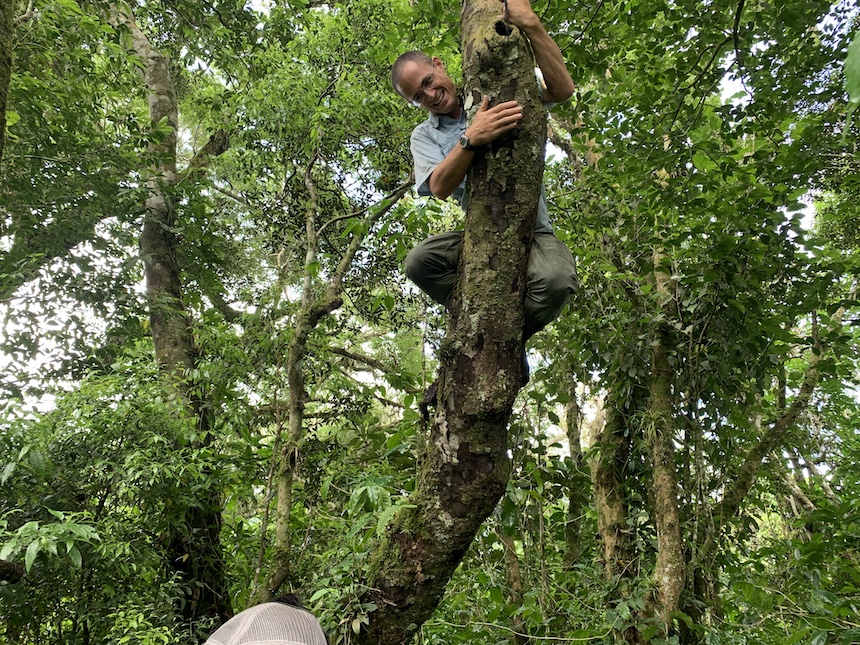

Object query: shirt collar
[427,93,466,129]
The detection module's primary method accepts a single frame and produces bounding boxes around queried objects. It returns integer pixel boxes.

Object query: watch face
[459,135,469,148]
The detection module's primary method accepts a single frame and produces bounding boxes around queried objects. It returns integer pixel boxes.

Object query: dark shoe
[419,381,438,422]
[520,349,530,387]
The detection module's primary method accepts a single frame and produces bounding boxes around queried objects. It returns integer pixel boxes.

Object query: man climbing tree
[392,0,577,385]
[355,2,576,643]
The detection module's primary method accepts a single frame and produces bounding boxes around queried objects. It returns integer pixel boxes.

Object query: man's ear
[432,56,445,71]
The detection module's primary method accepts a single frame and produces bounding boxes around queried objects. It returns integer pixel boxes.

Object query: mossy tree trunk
[645,265,685,627]
[109,3,232,632]
[356,2,547,644]
[563,381,591,566]
[0,0,12,164]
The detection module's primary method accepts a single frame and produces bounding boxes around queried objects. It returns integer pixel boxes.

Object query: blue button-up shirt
[410,110,553,233]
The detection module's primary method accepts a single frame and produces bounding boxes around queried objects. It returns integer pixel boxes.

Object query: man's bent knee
[404,232,464,307]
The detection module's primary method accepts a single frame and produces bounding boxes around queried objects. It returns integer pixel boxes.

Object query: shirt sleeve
[535,67,558,110]
[410,126,446,197]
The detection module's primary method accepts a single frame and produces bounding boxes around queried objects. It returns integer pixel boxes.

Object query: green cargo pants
[404,230,578,336]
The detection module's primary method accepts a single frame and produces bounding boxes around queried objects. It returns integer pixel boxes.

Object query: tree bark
[355,3,547,643]
[109,2,231,631]
[589,388,645,645]
[0,0,12,165]
[497,524,530,645]
[645,324,685,626]
[563,382,591,566]
[589,396,634,581]
[645,265,685,626]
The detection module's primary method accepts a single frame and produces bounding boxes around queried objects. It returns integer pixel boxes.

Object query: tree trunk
[645,266,685,626]
[109,3,231,631]
[355,3,547,643]
[563,382,591,566]
[589,396,634,581]
[0,0,12,165]
[256,177,410,602]
[497,524,530,645]
[589,388,644,645]
[645,324,685,626]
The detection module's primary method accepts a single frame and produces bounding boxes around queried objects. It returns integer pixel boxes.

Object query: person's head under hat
[204,595,328,645]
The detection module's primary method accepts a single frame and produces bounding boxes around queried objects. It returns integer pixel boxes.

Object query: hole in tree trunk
[495,21,512,36]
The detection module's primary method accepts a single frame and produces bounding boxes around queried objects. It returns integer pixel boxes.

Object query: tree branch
[330,346,390,373]
[0,559,25,583]
[176,129,231,184]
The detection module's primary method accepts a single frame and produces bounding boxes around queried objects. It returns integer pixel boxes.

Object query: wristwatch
[459,134,480,151]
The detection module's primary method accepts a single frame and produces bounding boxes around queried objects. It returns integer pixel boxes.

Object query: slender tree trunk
[689,284,857,635]
[589,389,644,645]
[563,383,591,566]
[0,0,12,165]
[497,524,530,645]
[645,324,685,625]
[645,265,685,626]
[589,398,633,581]
[257,173,410,601]
[109,3,231,631]
[356,3,547,643]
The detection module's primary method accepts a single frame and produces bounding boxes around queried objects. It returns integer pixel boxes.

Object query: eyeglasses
[410,63,437,108]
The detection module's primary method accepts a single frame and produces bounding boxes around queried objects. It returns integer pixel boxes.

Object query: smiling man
[391,0,578,381]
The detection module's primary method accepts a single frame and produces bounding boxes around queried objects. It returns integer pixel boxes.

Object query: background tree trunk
[256,179,410,603]
[0,0,12,164]
[110,3,231,632]
[646,265,685,626]
[497,523,530,645]
[563,382,591,567]
[356,2,548,643]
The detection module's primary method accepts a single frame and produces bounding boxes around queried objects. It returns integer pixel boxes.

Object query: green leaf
[27,449,47,477]
[669,610,697,632]
[24,540,40,573]
[0,462,15,485]
[68,545,82,569]
[308,588,332,603]
[692,151,717,171]
[811,630,829,645]
[784,627,810,645]
[0,542,16,561]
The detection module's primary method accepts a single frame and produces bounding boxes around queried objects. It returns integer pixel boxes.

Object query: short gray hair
[391,51,432,96]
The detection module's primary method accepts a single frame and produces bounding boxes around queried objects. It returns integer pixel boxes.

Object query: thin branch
[16,0,35,23]
[569,0,608,46]
[321,181,411,300]
[329,346,389,372]
[211,183,251,207]
[317,180,412,237]
[732,0,747,74]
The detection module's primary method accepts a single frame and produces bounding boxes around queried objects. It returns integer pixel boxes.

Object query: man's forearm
[504,0,575,104]
[428,145,474,199]
[521,22,575,104]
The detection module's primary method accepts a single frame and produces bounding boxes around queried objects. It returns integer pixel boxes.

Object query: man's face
[397,57,459,117]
